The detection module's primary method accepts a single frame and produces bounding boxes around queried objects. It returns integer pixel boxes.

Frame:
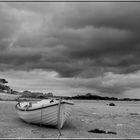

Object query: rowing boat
[15,99,74,128]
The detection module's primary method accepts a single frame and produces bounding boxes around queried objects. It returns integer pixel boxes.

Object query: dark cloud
[52,3,140,31]
[0,5,19,50]
[0,51,41,71]
[1,2,140,80]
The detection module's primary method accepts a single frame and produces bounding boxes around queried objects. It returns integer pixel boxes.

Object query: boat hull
[15,100,74,128]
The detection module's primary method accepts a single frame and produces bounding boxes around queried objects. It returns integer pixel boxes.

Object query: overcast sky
[0,1,140,98]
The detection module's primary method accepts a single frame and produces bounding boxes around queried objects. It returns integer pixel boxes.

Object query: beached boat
[15,99,74,128]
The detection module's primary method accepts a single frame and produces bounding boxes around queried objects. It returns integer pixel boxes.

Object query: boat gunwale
[15,101,74,112]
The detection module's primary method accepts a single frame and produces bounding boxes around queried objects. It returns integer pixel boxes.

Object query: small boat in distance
[15,98,74,128]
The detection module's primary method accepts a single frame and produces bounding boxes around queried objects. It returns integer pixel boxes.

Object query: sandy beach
[0,100,140,139]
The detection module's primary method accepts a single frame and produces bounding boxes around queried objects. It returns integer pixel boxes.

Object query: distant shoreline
[1,92,140,102]
[0,98,140,103]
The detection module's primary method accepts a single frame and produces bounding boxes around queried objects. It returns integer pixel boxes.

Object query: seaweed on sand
[88,129,117,135]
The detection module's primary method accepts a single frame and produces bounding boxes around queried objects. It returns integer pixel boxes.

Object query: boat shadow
[62,119,77,130]
[17,118,74,130]
[16,118,56,129]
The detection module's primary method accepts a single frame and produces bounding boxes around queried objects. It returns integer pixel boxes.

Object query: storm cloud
[1,2,140,96]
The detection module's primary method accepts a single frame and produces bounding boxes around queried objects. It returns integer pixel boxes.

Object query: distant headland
[0,78,140,101]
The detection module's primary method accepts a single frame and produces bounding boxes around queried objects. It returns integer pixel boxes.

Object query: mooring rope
[40,104,43,127]
[57,98,62,137]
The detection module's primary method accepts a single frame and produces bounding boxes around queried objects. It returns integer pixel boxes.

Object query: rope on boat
[40,104,43,127]
[57,133,61,139]
[57,98,62,137]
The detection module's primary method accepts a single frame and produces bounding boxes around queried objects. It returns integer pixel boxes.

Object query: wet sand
[0,100,140,138]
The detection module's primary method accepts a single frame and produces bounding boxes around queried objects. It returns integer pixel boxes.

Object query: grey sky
[0,2,140,98]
